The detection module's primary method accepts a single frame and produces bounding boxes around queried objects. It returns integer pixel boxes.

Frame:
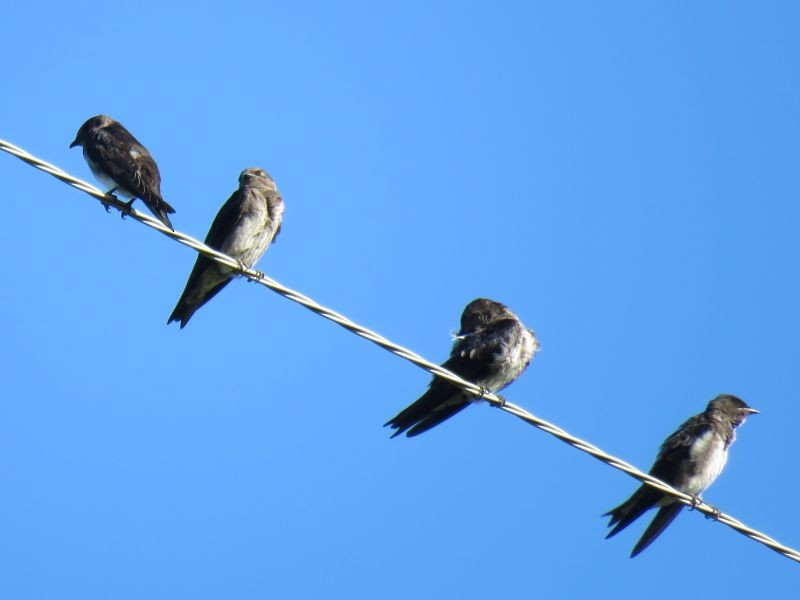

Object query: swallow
[70,115,175,229]
[605,394,758,557]
[168,168,284,328]
[385,298,539,437]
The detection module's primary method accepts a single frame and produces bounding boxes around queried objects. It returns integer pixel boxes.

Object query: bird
[70,115,176,229]
[168,168,284,328]
[385,298,539,438]
[605,394,758,557]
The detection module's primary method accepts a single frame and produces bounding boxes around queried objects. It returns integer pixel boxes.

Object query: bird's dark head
[707,394,759,427]
[458,298,511,335]
[239,167,275,190]
[70,115,113,148]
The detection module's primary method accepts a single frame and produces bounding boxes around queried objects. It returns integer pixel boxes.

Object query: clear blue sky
[1,1,798,597]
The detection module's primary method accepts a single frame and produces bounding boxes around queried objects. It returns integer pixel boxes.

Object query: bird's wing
[651,413,712,482]
[175,187,244,304]
[449,317,524,382]
[87,125,171,211]
[204,187,246,249]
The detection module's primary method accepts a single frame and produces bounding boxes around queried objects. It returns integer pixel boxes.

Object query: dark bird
[168,168,284,328]
[70,115,176,229]
[385,298,539,438]
[605,394,758,557]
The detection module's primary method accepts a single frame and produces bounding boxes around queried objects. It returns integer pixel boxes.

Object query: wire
[2,137,798,564]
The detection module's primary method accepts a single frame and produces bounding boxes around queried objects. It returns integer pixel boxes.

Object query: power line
[2,138,798,564]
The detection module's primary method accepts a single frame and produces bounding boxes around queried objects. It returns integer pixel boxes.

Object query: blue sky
[1,1,798,597]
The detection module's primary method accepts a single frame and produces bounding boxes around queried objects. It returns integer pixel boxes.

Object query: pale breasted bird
[168,168,284,328]
[70,115,176,229]
[605,394,758,557]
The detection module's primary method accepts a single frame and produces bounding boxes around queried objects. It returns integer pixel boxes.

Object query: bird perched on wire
[385,298,539,438]
[70,115,176,230]
[168,167,284,328]
[605,394,758,557]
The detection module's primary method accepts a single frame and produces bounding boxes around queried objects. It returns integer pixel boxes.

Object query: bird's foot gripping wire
[123,200,134,219]
[101,189,119,213]
[704,504,722,521]
[236,261,262,282]
[688,495,720,520]
[479,387,505,408]
[118,197,135,220]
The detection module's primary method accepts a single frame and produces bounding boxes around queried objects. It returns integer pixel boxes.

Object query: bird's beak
[743,407,760,415]
[69,138,79,148]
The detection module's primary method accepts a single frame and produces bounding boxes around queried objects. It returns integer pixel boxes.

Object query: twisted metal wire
[2,137,798,564]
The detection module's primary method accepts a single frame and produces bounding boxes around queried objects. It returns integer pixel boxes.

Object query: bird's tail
[629,503,683,557]
[153,196,175,230]
[144,192,176,230]
[156,207,175,231]
[167,277,232,329]
[384,386,471,438]
[604,485,661,539]
[160,197,176,214]
[167,301,194,329]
